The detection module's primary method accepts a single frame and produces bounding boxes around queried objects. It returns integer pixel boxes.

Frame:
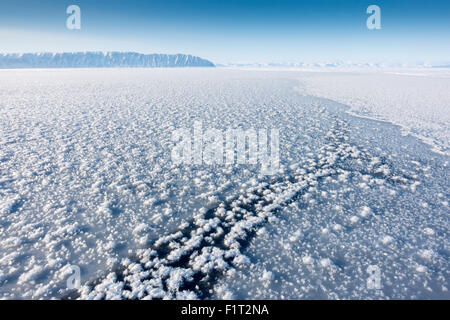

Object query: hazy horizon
[0,0,449,64]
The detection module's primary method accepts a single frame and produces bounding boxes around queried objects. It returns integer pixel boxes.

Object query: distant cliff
[0,52,215,68]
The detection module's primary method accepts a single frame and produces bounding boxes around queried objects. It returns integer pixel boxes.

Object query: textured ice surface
[0,68,448,299]
[298,69,450,155]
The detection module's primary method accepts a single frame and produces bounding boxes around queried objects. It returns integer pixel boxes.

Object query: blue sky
[0,0,449,63]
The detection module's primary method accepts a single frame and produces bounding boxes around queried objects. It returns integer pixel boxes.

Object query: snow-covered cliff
[0,52,215,68]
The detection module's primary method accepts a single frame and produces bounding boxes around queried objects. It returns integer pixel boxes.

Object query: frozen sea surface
[0,68,448,299]
[298,69,450,155]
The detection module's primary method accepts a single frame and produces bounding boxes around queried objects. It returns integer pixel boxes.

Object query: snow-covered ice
[0,68,448,299]
[298,69,450,155]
